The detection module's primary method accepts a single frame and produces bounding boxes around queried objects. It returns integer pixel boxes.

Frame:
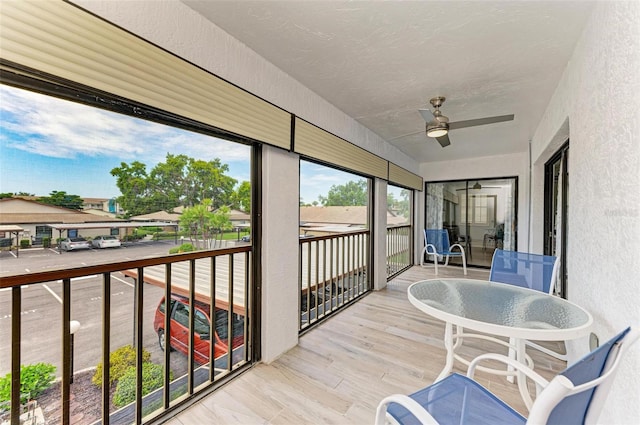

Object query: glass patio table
[408,278,593,409]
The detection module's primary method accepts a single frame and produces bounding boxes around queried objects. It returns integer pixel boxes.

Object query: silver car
[60,237,91,251]
[91,235,122,249]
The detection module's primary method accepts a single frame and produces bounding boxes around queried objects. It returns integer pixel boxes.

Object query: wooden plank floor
[165,265,566,424]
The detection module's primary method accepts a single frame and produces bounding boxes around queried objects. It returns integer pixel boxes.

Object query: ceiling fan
[419,96,514,148]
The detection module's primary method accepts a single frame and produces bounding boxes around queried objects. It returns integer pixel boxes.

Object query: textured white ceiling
[182,1,594,163]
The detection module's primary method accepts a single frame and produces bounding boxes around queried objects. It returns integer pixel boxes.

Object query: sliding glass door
[425,177,518,268]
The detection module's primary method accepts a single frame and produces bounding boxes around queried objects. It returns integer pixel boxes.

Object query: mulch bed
[34,370,115,425]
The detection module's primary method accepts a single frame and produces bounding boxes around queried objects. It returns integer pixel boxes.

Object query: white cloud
[0,85,250,164]
[299,160,366,203]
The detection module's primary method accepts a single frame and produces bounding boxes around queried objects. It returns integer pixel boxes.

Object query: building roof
[299,206,408,226]
[47,222,177,230]
[0,225,25,233]
[131,207,250,223]
[0,198,122,225]
[226,209,250,221]
[82,197,111,203]
[130,210,182,222]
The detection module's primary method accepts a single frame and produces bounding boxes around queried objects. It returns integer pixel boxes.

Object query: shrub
[113,363,172,407]
[42,237,51,248]
[169,243,195,254]
[136,227,162,236]
[0,363,56,406]
[19,239,30,249]
[92,345,151,387]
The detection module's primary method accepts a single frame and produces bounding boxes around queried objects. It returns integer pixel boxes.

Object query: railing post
[62,278,71,425]
[102,273,111,425]
[164,263,172,407]
[10,287,21,425]
[134,267,144,425]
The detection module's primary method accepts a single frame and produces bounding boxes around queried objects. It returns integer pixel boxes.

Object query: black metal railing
[386,224,412,280]
[0,246,252,425]
[299,230,370,331]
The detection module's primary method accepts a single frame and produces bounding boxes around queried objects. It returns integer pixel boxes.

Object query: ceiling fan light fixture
[426,121,449,138]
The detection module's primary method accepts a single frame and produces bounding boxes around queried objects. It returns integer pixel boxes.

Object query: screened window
[0,82,252,274]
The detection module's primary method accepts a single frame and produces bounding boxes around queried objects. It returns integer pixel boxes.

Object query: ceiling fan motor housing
[430,96,446,109]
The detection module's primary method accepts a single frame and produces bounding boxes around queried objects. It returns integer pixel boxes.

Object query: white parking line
[0,285,28,292]
[112,275,135,288]
[43,284,63,304]
[55,275,98,283]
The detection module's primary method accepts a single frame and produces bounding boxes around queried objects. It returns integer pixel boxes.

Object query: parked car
[153,294,244,364]
[59,237,91,251]
[241,235,250,242]
[91,235,121,249]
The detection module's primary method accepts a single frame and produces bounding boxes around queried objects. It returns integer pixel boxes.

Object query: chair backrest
[489,249,559,294]
[529,327,636,425]
[424,229,451,253]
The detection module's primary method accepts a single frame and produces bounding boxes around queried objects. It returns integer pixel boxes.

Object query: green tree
[179,201,231,249]
[147,153,188,212]
[399,189,411,219]
[210,206,233,248]
[181,158,236,208]
[37,191,84,210]
[233,181,251,213]
[0,192,34,199]
[110,160,150,217]
[111,154,237,217]
[180,200,214,249]
[318,180,368,206]
[387,192,397,208]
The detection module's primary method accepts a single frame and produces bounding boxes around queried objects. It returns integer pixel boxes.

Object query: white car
[60,237,91,251]
[91,235,122,249]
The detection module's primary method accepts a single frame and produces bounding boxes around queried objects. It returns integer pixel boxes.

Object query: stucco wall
[260,146,300,363]
[530,2,640,422]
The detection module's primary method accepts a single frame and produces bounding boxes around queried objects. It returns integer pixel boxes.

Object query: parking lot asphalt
[0,240,179,277]
[0,241,189,378]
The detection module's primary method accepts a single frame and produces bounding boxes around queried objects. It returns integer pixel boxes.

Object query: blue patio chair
[420,229,467,275]
[489,249,559,295]
[376,327,638,425]
[490,249,564,363]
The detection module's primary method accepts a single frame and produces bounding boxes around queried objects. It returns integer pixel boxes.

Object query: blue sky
[0,84,359,204]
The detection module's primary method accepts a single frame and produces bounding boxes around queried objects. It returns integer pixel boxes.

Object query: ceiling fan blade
[388,129,424,141]
[449,114,514,130]
[419,108,435,122]
[436,134,451,147]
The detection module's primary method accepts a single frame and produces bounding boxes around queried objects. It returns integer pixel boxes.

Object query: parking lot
[0,239,179,277]
[0,240,189,378]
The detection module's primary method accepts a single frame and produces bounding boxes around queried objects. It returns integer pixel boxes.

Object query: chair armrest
[467,353,550,390]
[424,243,438,255]
[449,243,464,252]
[375,394,440,425]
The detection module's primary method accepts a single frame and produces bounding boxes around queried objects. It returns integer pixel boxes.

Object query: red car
[153,294,244,364]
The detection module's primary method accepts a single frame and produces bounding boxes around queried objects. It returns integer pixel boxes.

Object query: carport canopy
[46,221,178,231]
[47,221,179,246]
[0,225,26,257]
